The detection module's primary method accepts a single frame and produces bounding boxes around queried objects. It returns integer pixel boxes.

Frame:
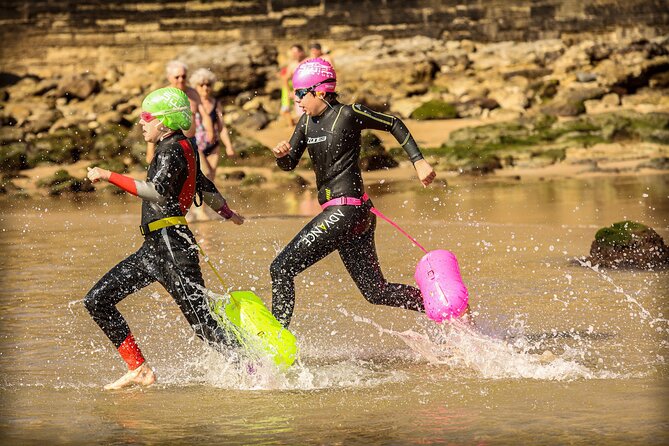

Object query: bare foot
[104,362,156,390]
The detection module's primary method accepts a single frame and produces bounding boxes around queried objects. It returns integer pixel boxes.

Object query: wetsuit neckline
[310,99,340,121]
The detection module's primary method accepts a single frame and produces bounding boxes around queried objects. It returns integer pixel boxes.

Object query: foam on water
[338,308,614,381]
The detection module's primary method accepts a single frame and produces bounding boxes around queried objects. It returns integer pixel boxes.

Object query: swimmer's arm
[198,169,244,224]
[351,103,424,163]
[87,167,167,203]
[351,104,435,187]
[275,117,307,170]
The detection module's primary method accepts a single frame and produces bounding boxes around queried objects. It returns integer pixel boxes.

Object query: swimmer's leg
[339,217,424,312]
[270,212,341,327]
[83,248,157,389]
[157,231,239,350]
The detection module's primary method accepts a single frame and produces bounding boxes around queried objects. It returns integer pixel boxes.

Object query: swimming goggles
[294,78,336,100]
[140,106,189,122]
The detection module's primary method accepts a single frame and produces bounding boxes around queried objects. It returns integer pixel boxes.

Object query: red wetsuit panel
[109,172,138,196]
[178,139,197,215]
[118,333,145,370]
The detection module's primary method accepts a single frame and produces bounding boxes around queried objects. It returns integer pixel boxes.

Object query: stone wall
[1,0,668,73]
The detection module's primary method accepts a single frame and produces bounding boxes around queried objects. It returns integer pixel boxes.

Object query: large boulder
[56,75,101,100]
[359,131,398,171]
[178,42,277,95]
[587,221,669,269]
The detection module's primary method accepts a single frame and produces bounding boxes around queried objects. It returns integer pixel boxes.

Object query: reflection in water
[0,174,668,443]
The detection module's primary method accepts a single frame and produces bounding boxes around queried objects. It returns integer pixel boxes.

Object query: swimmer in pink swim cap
[268,58,442,328]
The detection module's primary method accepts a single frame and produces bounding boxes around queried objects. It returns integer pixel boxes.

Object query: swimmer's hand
[413,159,436,187]
[87,166,111,183]
[229,213,245,225]
[271,141,291,158]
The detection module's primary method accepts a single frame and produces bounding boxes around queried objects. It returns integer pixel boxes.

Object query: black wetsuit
[271,101,425,328]
[84,132,236,367]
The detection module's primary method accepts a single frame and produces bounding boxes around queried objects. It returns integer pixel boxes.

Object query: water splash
[339,308,615,381]
[575,258,669,331]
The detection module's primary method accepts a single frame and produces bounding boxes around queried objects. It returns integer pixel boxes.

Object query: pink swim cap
[292,58,336,92]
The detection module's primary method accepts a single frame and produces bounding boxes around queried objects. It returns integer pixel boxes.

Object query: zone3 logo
[307,136,327,144]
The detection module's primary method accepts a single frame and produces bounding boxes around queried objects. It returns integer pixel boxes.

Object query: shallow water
[1,174,668,444]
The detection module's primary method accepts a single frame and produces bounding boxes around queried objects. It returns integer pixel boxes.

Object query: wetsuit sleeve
[108,172,166,204]
[277,115,308,171]
[197,165,235,219]
[351,103,424,163]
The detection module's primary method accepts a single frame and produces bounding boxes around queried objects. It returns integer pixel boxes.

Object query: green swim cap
[141,87,192,131]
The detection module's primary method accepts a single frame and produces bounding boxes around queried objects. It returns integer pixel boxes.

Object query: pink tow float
[414,250,469,322]
[369,205,470,323]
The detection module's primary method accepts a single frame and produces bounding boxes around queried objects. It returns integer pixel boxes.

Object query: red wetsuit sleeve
[118,333,145,370]
[109,172,138,196]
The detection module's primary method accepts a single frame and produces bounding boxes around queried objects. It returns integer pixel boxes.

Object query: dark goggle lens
[294,88,311,100]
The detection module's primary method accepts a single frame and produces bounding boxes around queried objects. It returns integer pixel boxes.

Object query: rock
[529,78,560,102]
[584,93,621,114]
[0,126,23,144]
[223,170,246,181]
[29,79,58,96]
[234,106,271,131]
[587,221,669,269]
[410,59,439,84]
[489,88,529,111]
[24,107,63,133]
[271,172,309,188]
[178,42,278,95]
[576,72,597,82]
[36,168,95,195]
[359,131,398,171]
[458,155,503,176]
[49,116,89,133]
[488,108,522,120]
[410,100,458,120]
[30,128,93,165]
[2,101,34,126]
[240,173,267,187]
[390,97,427,118]
[92,123,131,160]
[0,142,31,171]
[56,75,100,100]
[0,72,22,88]
[638,157,669,170]
[649,71,669,88]
[455,97,500,118]
[541,99,586,117]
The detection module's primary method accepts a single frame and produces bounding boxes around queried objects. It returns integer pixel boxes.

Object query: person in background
[145,60,214,163]
[309,42,334,67]
[278,64,295,127]
[188,68,236,221]
[284,44,308,119]
[85,87,244,390]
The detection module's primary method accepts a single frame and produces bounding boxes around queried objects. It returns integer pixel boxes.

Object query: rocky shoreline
[1,30,668,198]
